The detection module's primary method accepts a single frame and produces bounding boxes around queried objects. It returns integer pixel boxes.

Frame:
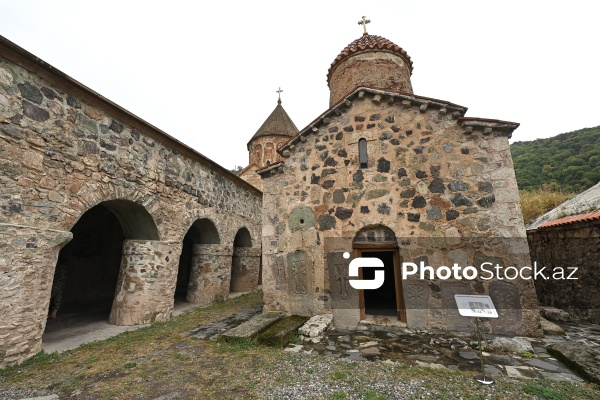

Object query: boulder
[540,316,565,336]
[298,314,333,337]
[540,306,570,322]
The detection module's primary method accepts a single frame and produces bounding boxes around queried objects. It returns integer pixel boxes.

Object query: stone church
[256,27,540,337]
[1,21,539,368]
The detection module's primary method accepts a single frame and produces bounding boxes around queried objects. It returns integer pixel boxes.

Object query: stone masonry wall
[261,90,540,336]
[527,222,600,323]
[0,47,262,367]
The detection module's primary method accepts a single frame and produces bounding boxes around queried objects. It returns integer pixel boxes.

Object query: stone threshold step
[258,315,310,347]
[220,311,285,341]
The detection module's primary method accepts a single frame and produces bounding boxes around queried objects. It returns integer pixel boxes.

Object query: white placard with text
[454,295,498,318]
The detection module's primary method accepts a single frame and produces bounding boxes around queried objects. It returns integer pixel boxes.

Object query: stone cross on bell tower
[276,87,283,104]
[358,16,371,36]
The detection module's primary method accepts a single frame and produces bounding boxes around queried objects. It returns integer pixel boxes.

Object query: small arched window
[359,138,368,168]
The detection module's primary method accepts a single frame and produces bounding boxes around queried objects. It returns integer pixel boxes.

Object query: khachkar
[259,18,541,337]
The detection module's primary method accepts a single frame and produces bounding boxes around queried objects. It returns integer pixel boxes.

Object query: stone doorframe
[352,242,407,323]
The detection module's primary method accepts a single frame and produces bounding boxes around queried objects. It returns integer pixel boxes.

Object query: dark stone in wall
[353,170,363,183]
[360,206,370,214]
[377,157,390,173]
[430,165,441,179]
[321,168,336,176]
[354,116,365,122]
[428,179,445,193]
[377,203,391,215]
[367,123,376,129]
[324,157,337,167]
[391,125,400,132]
[461,148,470,154]
[18,82,43,104]
[380,132,392,140]
[448,180,469,192]
[397,168,407,177]
[41,87,61,101]
[400,188,415,198]
[335,132,343,140]
[476,195,496,208]
[22,100,49,122]
[311,174,320,184]
[328,126,339,133]
[446,210,459,221]
[335,207,353,220]
[322,180,334,189]
[319,215,336,230]
[412,196,426,208]
[343,126,354,132]
[67,95,81,108]
[477,182,494,193]
[109,120,124,133]
[413,146,424,154]
[338,149,347,157]
[407,213,420,222]
[416,170,427,179]
[451,194,472,207]
[427,208,442,220]
[369,114,381,121]
[390,139,399,145]
[333,189,345,203]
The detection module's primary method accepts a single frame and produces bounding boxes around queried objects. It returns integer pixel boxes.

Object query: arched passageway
[176,219,220,301]
[230,227,260,293]
[44,200,159,338]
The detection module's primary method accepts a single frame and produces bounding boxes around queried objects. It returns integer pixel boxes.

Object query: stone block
[220,311,285,341]
[257,315,309,347]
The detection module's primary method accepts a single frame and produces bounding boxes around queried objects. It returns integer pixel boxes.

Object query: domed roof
[327,34,413,86]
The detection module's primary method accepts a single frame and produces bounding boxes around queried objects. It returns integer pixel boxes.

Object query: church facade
[258,32,541,337]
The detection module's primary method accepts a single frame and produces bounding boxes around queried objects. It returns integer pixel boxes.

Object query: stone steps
[219,311,285,341]
[258,315,310,347]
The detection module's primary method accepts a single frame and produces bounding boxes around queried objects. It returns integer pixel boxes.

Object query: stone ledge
[547,343,600,384]
[219,311,285,341]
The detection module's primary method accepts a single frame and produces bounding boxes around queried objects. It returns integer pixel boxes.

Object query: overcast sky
[1,1,598,169]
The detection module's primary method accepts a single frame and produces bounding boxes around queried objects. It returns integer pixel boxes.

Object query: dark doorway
[176,218,221,302]
[175,231,194,300]
[46,204,124,329]
[362,251,397,317]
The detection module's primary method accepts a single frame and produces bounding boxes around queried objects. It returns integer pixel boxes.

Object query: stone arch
[176,218,222,303]
[233,227,252,247]
[353,224,397,244]
[45,199,160,339]
[60,181,162,239]
[230,227,260,293]
[352,224,405,322]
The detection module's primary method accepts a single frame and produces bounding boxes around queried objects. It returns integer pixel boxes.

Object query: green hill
[510,125,600,192]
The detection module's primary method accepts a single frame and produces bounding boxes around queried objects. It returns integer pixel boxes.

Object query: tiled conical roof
[248,100,299,149]
[327,34,413,85]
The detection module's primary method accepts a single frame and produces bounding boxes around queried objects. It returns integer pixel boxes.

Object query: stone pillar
[186,244,232,305]
[0,223,71,368]
[230,247,261,292]
[108,240,182,326]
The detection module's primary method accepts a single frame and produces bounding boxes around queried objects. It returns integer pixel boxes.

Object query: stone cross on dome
[358,16,371,36]
[276,87,283,104]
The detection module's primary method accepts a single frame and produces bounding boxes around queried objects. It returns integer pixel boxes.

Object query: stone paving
[188,308,600,384]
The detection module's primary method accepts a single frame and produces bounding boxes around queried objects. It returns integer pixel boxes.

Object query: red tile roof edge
[537,210,600,229]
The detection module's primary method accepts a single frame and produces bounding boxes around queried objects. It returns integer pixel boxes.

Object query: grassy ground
[1,292,598,399]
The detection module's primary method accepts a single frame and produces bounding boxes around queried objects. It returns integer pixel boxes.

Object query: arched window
[359,138,368,168]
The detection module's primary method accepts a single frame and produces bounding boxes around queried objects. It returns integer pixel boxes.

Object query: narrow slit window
[359,138,368,168]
